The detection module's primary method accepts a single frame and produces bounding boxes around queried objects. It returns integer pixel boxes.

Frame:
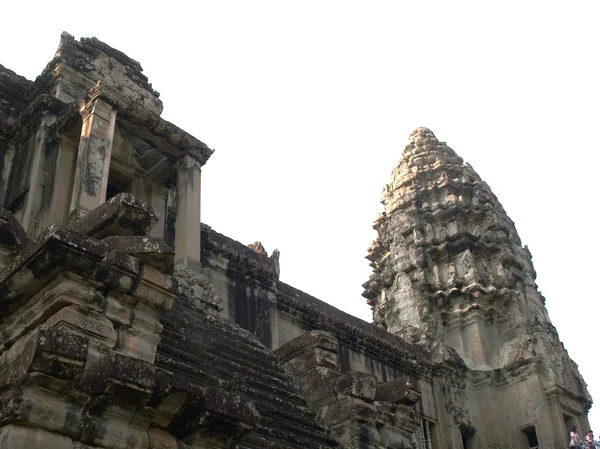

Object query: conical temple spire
[363,128,577,373]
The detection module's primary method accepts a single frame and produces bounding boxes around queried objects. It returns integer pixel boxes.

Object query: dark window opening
[461,427,474,449]
[106,183,123,200]
[522,426,539,448]
[165,205,176,248]
[106,170,131,201]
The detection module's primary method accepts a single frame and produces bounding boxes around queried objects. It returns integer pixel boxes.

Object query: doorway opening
[521,426,539,448]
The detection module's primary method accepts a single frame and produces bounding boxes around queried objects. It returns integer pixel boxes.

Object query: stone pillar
[69,97,117,219]
[18,124,49,236]
[47,129,79,227]
[148,183,169,240]
[174,155,201,262]
[546,399,568,449]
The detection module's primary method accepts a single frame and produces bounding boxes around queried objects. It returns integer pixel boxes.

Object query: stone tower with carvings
[364,127,591,447]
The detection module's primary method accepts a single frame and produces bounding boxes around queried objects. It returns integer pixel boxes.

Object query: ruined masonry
[0,33,591,449]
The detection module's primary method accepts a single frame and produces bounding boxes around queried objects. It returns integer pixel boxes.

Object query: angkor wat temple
[0,33,592,449]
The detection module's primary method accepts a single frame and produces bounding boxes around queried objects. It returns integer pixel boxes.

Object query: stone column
[546,399,568,449]
[69,97,117,219]
[174,155,201,262]
[148,183,169,240]
[47,129,79,227]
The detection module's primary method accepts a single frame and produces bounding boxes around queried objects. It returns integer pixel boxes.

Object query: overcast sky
[2,0,599,431]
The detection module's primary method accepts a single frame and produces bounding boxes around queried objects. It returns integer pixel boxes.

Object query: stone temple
[0,33,592,449]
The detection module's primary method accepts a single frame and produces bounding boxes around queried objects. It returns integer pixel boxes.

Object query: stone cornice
[7,93,66,144]
[200,223,468,382]
[201,224,280,286]
[83,82,214,166]
[0,225,108,313]
[275,290,435,379]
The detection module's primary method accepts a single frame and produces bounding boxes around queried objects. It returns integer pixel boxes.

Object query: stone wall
[201,223,474,448]
[0,196,338,449]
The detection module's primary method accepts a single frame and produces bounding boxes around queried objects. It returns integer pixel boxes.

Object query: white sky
[2,0,599,433]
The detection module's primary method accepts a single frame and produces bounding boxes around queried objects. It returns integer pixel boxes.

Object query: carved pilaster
[174,155,202,263]
[69,89,117,219]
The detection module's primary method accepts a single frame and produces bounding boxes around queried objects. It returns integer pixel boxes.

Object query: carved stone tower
[364,127,591,447]
[364,126,547,369]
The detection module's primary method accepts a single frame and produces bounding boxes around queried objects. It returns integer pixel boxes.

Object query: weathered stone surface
[173,257,221,312]
[336,371,378,401]
[95,250,139,293]
[0,208,29,247]
[374,376,420,405]
[0,226,107,313]
[157,298,336,449]
[103,235,174,274]
[202,224,281,284]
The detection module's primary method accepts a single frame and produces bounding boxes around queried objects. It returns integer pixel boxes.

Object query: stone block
[95,250,140,293]
[79,404,134,449]
[173,257,221,312]
[393,404,420,433]
[118,302,163,362]
[0,274,102,356]
[0,226,107,313]
[322,396,377,426]
[275,330,338,368]
[326,408,381,449]
[336,371,378,401]
[0,208,29,247]
[107,353,155,402]
[375,376,420,405]
[103,235,174,274]
[104,294,135,326]
[16,381,84,438]
[153,392,191,428]
[28,325,89,382]
[378,424,410,449]
[69,193,159,239]
[288,367,340,406]
[0,425,73,449]
[169,386,258,440]
[279,347,338,377]
[126,406,153,449]
[45,304,117,348]
[148,428,190,449]
[133,265,176,311]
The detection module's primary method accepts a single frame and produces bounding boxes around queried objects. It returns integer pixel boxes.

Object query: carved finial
[60,31,74,41]
[271,249,280,278]
[247,241,267,256]
[408,127,437,143]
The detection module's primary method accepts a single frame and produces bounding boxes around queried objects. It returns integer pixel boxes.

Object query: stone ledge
[68,193,159,239]
[0,226,107,313]
[87,82,214,166]
[103,235,174,274]
[201,224,280,285]
[374,376,421,405]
